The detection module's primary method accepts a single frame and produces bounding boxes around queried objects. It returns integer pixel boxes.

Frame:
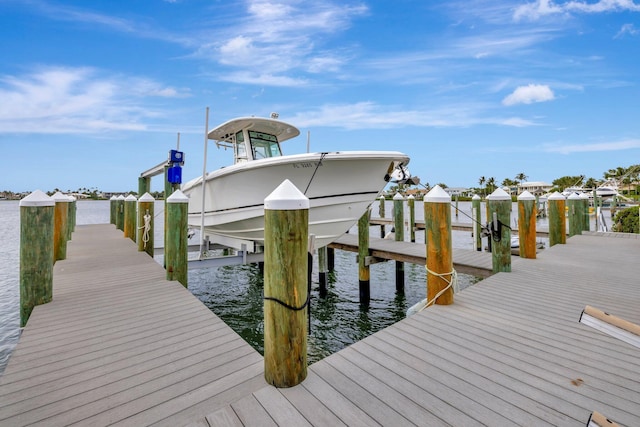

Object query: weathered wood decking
[204,231,639,427]
[2,225,639,426]
[0,224,266,426]
[329,233,494,278]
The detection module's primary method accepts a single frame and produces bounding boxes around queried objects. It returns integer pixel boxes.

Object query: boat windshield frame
[248,130,282,160]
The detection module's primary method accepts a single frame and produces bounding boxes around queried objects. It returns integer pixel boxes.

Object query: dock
[329,233,493,278]
[2,225,639,426]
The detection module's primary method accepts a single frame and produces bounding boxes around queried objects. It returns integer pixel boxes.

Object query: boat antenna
[199,107,209,259]
[307,131,310,153]
[176,132,180,150]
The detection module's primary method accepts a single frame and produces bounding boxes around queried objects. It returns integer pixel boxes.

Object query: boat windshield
[249,130,282,159]
[234,131,248,163]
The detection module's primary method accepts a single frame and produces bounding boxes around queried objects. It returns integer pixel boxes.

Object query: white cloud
[543,138,640,154]
[514,0,640,21]
[615,23,640,38]
[289,102,537,130]
[0,66,185,134]
[502,84,555,106]
[202,1,368,86]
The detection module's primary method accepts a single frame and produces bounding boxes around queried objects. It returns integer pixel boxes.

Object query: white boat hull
[182,151,409,251]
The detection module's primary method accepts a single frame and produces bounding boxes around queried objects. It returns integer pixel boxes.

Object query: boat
[181,115,411,252]
[595,180,619,198]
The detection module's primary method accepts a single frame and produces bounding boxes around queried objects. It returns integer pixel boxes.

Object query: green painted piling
[20,190,55,327]
[455,194,459,218]
[165,190,188,287]
[138,176,151,198]
[472,194,482,252]
[68,196,76,238]
[124,194,138,242]
[424,185,454,306]
[52,192,70,262]
[487,188,512,273]
[611,195,618,218]
[110,195,117,225]
[408,195,416,242]
[115,195,125,231]
[567,193,582,237]
[393,193,405,294]
[581,193,590,231]
[137,192,155,257]
[548,192,566,246]
[378,195,386,238]
[517,191,537,259]
[263,179,308,388]
[358,208,371,305]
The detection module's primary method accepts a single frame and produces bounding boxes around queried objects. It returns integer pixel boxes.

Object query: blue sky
[1,0,639,193]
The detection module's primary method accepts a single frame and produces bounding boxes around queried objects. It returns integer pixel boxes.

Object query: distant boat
[182,115,411,252]
[595,180,619,198]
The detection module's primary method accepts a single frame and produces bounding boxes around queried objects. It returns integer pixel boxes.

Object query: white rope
[420,266,458,312]
[138,213,151,249]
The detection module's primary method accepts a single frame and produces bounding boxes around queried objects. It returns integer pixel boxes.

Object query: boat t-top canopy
[208,117,301,148]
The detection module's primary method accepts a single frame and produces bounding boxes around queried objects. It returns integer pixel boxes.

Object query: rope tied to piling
[264,292,310,311]
[137,212,152,249]
[421,266,458,312]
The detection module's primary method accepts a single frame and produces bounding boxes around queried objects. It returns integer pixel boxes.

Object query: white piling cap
[138,192,155,202]
[264,179,309,210]
[407,194,415,200]
[517,190,535,201]
[67,195,76,202]
[547,191,565,200]
[20,189,54,207]
[125,194,138,202]
[393,192,404,200]
[117,195,126,200]
[167,189,189,204]
[52,191,70,203]
[110,195,117,200]
[579,192,590,199]
[472,194,481,200]
[486,187,511,201]
[567,192,581,200]
[424,185,450,203]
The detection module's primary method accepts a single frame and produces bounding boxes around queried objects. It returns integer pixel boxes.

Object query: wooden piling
[581,193,590,232]
[263,179,308,388]
[115,195,125,231]
[393,193,405,294]
[124,194,137,242]
[358,208,371,305]
[137,192,155,257]
[407,195,416,242]
[567,192,582,237]
[517,191,537,259]
[378,195,386,238]
[165,190,188,287]
[110,195,117,225]
[548,192,566,246]
[424,185,454,305]
[327,247,335,272]
[138,176,151,198]
[318,246,328,297]
[52,191,70,262]
[68,196,76,239]
[472,194,482,252]
[487,188,512,273]
[19,190,55,327]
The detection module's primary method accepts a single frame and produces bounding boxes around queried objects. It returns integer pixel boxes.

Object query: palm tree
[478,176,486,196]
[486,177,496,194]
[515,173,527,184]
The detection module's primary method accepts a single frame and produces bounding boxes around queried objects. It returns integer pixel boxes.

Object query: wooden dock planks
[2,224,639,426]
[204,232,640,427]
[0,224,266,427]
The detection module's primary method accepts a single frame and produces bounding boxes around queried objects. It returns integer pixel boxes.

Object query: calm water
[5,198,607,375]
